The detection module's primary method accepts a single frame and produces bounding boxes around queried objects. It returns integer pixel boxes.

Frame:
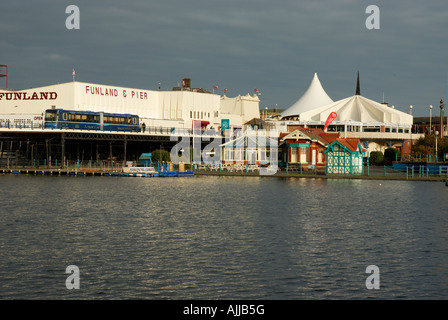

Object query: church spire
[356,72,360,95]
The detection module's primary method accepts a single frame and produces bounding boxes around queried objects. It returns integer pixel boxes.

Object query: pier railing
[0,159,132,172]
[192,162,448,180]
[2,159,447,180]
[0,123,222,137]
[0,122,44,129]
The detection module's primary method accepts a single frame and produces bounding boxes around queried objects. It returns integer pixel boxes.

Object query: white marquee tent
[298,94,413,127]
[281,73,334,119]
[280,72,412,128]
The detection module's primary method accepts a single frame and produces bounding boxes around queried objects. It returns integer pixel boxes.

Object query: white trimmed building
[272,73,424,156]
[0,79,260,131]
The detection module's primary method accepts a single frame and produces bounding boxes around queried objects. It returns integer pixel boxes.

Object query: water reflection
[0,175,448,299]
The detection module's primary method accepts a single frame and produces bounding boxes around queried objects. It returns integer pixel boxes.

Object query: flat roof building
[0,79,260,131]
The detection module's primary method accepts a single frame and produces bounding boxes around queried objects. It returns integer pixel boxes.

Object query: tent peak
[355,72,360,95]
[280,73,333,118]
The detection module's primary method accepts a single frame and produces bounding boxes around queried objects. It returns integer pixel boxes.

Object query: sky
[1,0,447,117]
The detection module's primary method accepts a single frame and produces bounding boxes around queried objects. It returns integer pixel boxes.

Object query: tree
[369,151,384,166]
[438,137,448,160]
[410,134,448,161]
[151,149,171,162]
[384,147,400,165]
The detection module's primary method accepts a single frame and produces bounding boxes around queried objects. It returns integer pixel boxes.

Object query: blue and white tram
[44,109,141,132]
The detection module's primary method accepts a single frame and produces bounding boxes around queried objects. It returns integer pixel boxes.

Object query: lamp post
[440,99,444,138]
[429,105,433,134]
[435,130,439,163]
[409,105,413,115]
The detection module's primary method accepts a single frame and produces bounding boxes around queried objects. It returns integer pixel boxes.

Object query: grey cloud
[0,0,447,115]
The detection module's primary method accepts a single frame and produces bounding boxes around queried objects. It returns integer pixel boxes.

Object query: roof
[298,128,339,145]
[324,138,367,154]
[220,132,278,148]
[413,116,443,125]
[335,138,362,152]
[298,94,413,126]
[280,73,334,118]
[280,128,340,147]
[244,117,274,128]
[139,153,152,160]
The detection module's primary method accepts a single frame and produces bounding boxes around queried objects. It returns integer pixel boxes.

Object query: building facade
[274,73,424,159]
[325,139,366,175]
[279,128,340,171]
[0,79,260,131]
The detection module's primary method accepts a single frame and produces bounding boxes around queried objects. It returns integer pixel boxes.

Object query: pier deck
[0,167,193,177]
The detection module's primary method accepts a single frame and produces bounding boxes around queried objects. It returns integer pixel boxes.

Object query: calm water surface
[1,174,448,299]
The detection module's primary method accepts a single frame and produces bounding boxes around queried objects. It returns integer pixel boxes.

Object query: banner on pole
[323,112,337,131]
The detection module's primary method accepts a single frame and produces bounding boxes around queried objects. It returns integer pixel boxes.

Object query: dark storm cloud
[1,0,447,116]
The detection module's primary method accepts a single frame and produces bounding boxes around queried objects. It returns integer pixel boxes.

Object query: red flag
[254,88,259,93]
[323,112,337,131]
[224,88,227,93]
[213,85,218,90]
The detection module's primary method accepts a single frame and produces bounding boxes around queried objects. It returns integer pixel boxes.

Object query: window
[235,149,244,161]
[224,147,233,161]
[104,116,121,124]
[291,147,298,162]
[259,148,266,162]
[106,116,125,124]
[247,150,257,164]
[300,147,307,163]
[45,110,58,122]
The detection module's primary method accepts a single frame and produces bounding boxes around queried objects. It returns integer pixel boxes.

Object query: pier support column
[30,143,33,168]
[96,143,99,164]
[0,141,3,167]
[124,135,127,163]
[45,139,49,168]
[26,139,29,164]
[109,141,113,169]
[61,133,65,168]
[76,141,80,164]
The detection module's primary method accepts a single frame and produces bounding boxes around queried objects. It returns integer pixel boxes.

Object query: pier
[1,167,114,176]
[0,166,194,178]
[0,126,219,170]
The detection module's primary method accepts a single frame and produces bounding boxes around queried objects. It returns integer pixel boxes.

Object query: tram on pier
[44,109,140,132]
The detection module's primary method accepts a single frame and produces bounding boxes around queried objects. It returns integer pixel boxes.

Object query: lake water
[1,174,448,299]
